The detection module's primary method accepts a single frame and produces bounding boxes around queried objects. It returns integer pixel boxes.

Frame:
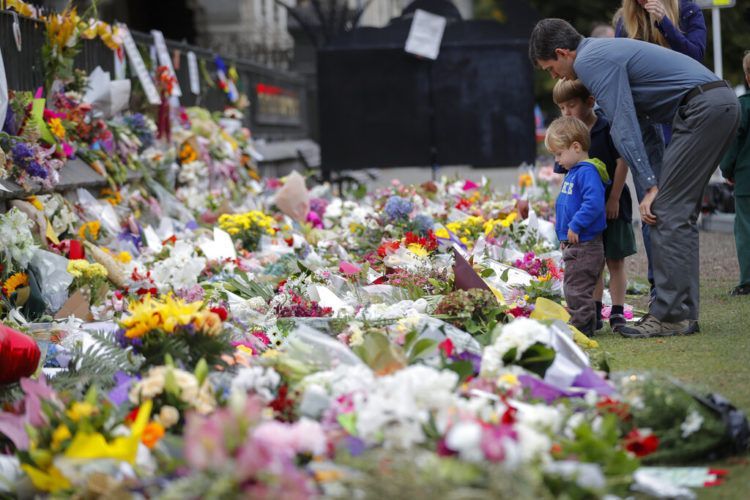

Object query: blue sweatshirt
[555,159,608,243]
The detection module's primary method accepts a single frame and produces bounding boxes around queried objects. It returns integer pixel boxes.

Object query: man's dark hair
[529,19,583,66]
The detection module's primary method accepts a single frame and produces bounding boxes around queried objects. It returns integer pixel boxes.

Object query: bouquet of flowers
[218,210,277,252]
[1,208,38,313]
[481,318,556,378]
[116,294,232,369]
[0,379,151,494]
[129,363,217,422]
[0,135,64,191]
[434,289,507,340]
[66,260,109,305]
[157,394,323,499]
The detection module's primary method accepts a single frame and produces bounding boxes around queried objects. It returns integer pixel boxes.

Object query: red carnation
[210,306,228,321]
[623,429,659,457]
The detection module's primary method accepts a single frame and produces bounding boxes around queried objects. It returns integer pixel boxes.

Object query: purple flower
[309,198,329,217]
[108,371,138,405]
[26,161,48,179]
[11,142,34,162]
[384,195,413,222]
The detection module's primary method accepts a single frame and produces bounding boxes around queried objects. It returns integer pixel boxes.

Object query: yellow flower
[498,373,520,387]
[2,272,29,297]
[66,402,97,422]
[519,173,533,188]
[67,260,107,280]
[78,221,101,241]
[434,228,449,239]
[500,212,518,228]
[7,0,35,18]
[51,425,72,451]
[48,117,66,139]
[26,195,44,211]
[120,295,204,338]
[261,349,280,360]
[407,243,428,257]
[21,464,71,493]
[116,251,132,264]
[101,187,122,206]
[236,344,254,356]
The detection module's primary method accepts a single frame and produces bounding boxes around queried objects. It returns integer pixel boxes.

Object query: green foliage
[502,343,556,378]
[223,271,275,301]
[434,289,508,343]
[136,330,232,371]
[50,330,143,398]
[617,374,733,464]
[549,414,639,497]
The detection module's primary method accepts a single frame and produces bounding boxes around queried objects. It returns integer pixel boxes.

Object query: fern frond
[50,330,143,398]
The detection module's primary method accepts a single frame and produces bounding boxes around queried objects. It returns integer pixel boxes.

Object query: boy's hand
[567,229,579,244]
[606,196,620,220]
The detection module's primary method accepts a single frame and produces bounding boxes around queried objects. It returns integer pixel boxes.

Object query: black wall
[318,19,536,174]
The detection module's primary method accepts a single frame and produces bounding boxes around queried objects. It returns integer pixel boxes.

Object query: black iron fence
[0,10,309,141]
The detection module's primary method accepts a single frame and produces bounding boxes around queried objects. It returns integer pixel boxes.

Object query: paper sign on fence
[119,25,161,105]
[405,9,447,60]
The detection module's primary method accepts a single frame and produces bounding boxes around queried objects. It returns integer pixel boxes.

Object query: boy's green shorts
[603,218,637,260]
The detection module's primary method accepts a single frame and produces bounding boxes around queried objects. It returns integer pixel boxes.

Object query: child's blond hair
[552,79,591,105]
[743,50,750,76]
[545,116,591,152]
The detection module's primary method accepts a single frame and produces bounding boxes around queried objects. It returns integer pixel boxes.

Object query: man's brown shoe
[618,314,692,339]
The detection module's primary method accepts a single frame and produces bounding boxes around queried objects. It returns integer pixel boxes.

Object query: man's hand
[639,186,658,225]
[644,0,666,21]
[567,229,579,244]
[606,196,620,220]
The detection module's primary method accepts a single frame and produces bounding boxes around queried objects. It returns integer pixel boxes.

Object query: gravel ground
[626,223,740,285]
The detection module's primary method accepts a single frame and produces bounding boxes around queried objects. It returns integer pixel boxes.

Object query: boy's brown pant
[562,236,604,333]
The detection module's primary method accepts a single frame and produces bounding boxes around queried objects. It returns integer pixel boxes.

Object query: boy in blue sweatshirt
[546,116,608,335]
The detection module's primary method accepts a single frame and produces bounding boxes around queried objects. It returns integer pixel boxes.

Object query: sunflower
[48,117,66,139]
[2,272,29,297]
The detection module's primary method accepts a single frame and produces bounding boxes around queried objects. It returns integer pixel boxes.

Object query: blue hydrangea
[411,214,434,235]
[384,195,413,222]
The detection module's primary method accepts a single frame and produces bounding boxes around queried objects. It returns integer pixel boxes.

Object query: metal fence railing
[0,10,309,141]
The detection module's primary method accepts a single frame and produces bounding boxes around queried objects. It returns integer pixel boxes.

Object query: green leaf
[408,339,438,362]
[500,268,510,282]
[338,412,358,435]
[480,268,496,278]
[445,360,475,383]
[194,358,209,385]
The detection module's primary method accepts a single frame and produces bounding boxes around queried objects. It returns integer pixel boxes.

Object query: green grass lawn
[596,278,750,499]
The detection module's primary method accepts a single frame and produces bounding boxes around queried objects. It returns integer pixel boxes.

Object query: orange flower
[179,143,198,164]
[141,422,165,449]
[3,272,29,297]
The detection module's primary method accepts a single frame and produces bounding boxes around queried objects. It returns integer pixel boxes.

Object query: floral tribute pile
[1,2,748,499]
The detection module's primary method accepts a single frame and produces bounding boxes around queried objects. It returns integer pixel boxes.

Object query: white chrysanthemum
[231,366,281,402]
[354,365,459,449]
[481,318,552,377]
